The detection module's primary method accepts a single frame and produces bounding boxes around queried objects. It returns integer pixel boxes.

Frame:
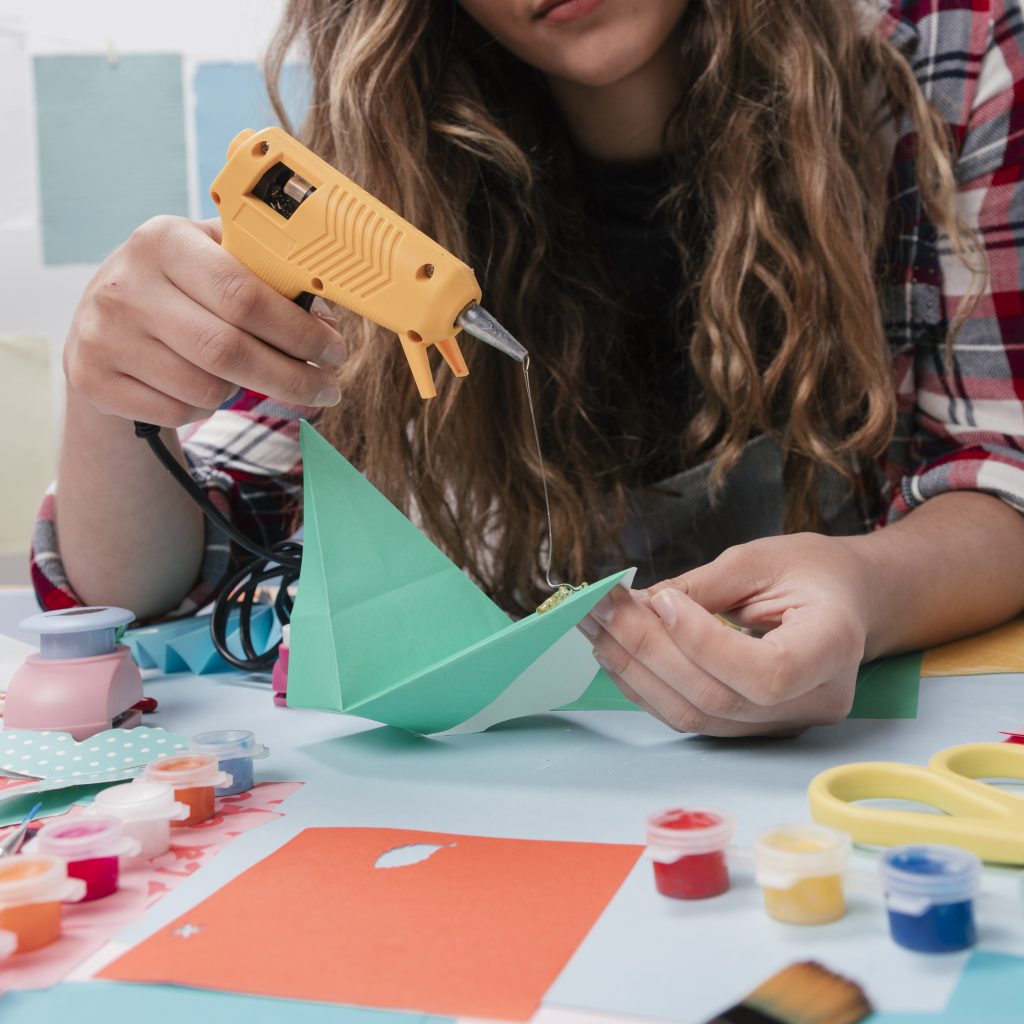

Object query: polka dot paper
[0,727,187,799]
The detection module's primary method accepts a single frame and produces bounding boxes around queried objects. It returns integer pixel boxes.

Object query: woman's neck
[545,29,682,164]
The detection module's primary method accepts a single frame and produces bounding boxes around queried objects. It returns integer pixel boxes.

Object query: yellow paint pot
[753,824,851,925]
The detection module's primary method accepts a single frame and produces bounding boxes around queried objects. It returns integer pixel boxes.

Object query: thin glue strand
[522,356,561,591]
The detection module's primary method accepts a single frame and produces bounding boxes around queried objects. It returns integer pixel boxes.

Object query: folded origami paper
[287,422,631,734]
[125,606,277,675]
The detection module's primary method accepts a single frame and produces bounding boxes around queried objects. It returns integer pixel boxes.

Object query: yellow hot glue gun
[210,127,527,398]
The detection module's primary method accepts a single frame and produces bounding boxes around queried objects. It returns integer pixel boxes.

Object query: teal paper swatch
[866,950,1023,1023]
[194,62,309,219]
[34,55,189,264]
[0,981,451,1024]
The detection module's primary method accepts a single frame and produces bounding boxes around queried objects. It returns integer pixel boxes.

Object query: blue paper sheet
[194,62,309,219]
[0,981,451,1024]
[34,55,189,264]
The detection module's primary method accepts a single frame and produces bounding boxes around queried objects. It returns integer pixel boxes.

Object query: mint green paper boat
[287,422,632,734]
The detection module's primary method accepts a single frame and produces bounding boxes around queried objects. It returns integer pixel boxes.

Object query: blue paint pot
[880,844,981,954]
[189,730,269,796]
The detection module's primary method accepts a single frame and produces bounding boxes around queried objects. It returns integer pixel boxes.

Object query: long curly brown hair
[266,0,976,614]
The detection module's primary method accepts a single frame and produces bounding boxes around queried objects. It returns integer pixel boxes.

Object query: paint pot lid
[189,729,269,761]
[19,606,134,636]
[0,854,85,907]
[646,807,733,860]
[143,752,230,788]
[881,844,982,905]
[92,780,189,822]
[35,814,126,859]
[753,824,851,887]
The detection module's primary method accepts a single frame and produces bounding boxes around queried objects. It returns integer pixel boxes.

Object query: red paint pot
[32,816,140,901]
[646,807,733,900]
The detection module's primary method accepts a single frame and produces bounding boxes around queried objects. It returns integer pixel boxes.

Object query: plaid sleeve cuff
[884,444,1024,522]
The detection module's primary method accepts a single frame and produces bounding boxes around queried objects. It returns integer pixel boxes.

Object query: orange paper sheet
[922,617,1024,677]
[0,782,302,993]
[101,827,642,1020]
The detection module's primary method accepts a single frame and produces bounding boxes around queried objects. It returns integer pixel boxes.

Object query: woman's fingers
[155,294,341,409]
[647,587,852,706]
[154,216,346,368]
[590,588,763,722]
[588,583,858,729]
[111,337,240,415]
[69,215,346,426]
[598,630,835,737]
[85,371,205,427]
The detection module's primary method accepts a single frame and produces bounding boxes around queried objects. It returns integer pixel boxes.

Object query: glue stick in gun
[210,127,528,397]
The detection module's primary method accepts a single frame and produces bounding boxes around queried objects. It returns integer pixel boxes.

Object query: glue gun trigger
[436,337,469,378]
[398,334,437,400]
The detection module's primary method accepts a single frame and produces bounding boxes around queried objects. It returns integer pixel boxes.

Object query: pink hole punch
[4,607,145,740]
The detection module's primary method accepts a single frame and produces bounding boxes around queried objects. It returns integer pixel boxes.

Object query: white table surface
[0,588,1021,1022]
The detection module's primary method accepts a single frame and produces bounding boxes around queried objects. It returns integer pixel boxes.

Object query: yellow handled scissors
[808,743,1024,865]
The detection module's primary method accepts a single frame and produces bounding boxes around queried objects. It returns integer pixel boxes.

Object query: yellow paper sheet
[922,617,1024,677]
[0,334,54,557]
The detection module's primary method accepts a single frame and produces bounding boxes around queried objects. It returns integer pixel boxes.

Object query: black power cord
[134,420,301,672]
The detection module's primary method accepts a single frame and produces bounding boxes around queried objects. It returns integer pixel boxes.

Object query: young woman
[34,0,1024,736]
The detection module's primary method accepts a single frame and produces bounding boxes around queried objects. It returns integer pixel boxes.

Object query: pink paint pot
[142,753,231,826]
[646,807,734,900]
[30,815,140,901]
[271,624,290,707]
[0,854,85,952]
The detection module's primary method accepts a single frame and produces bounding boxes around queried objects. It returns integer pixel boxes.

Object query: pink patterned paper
[0,781,302,991]
[0,777,36,796]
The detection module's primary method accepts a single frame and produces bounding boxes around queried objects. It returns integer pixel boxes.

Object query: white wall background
[0,0,286,584]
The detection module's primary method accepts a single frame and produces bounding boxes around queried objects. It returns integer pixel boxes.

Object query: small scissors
[808,743,1024,865]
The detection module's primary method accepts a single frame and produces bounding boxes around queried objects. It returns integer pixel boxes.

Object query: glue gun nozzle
[456,304,528,363]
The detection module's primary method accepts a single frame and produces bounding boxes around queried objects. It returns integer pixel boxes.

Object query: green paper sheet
[849,650,921,719]
[0,782,108,828]
[558,669,635,712]
[288,423,628,733]
[562,648,922,719]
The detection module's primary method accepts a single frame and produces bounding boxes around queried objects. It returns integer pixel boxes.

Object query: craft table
[0,587,1021,1023]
